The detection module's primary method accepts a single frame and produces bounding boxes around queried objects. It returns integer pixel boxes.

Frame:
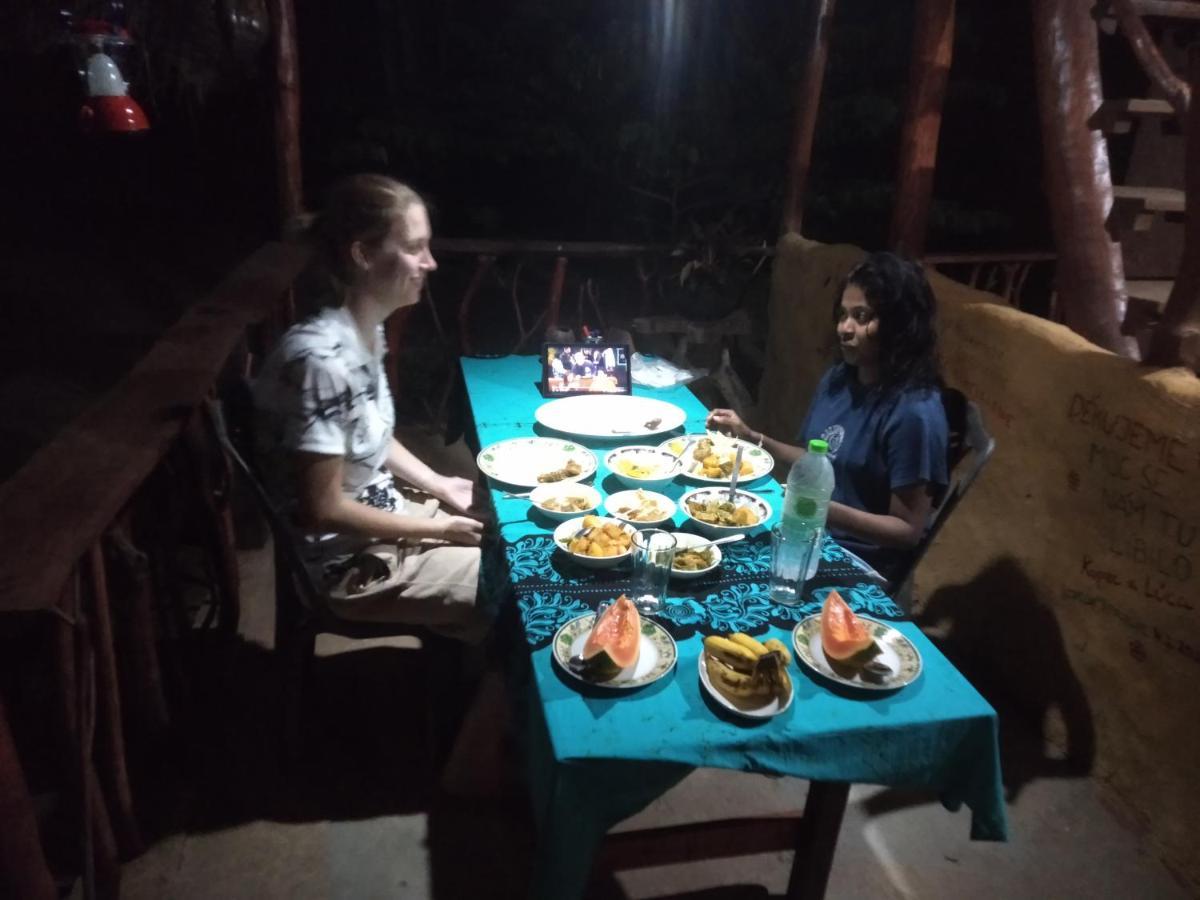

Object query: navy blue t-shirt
[798,364,949,580]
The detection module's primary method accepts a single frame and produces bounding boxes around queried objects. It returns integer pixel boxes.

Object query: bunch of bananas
[702,633,793,709]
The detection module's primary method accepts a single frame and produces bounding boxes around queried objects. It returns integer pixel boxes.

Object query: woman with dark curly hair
[708,251,948,580]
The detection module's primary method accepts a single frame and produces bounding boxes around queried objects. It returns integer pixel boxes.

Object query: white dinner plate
[536,395,688,440]
[476,437,597,488]
[659,434,775,483]
[697,653,793,719]
[791,615,922,692]
[552,613,678,690]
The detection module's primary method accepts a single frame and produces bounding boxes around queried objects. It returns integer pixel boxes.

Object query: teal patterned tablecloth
[461,356,1007,899]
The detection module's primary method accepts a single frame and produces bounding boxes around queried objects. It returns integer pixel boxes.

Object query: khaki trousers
[306,495,490,643]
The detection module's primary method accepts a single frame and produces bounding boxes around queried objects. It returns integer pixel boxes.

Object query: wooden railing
[428,238,775,357]
[924,250,1058,311]
[0,240,311,899]
[427,241,1056,353]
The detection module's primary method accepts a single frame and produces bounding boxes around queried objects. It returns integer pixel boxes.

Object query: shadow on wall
[862,557,1095,822]
[917,556,1096,800]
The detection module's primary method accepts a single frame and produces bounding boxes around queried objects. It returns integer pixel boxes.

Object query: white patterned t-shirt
[252,305,395,515]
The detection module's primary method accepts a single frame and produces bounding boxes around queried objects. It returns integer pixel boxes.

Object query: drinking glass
[631,529,676,615]
[806,526,824,580]
[770,525,820,605]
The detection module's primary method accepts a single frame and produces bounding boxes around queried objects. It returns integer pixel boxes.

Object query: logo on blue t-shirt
[820,424,845,459]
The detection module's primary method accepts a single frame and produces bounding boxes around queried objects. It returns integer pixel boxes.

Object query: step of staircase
[1109,185,1186,234]
[1131,0,1200,19]
[1126,279,1174,304]
[1092,98,1176,134]
[1121,280,1173,338]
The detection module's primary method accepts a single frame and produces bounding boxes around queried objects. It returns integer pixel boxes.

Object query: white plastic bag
[630,353,707,389]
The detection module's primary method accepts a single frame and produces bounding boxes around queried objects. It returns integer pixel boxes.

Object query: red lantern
[67,18,150,134]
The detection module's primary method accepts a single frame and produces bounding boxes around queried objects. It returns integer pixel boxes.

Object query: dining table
[460,355,1008,900]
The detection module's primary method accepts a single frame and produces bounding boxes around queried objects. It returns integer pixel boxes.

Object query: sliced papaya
[820,589,875,661]
[582,594,641,675]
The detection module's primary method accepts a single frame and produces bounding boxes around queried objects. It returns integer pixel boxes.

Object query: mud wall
[758,233,1200,891]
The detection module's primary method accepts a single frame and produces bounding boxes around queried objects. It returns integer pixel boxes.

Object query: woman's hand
[439,515,484,546]
[435,476,479,516]
[706,408,751,441]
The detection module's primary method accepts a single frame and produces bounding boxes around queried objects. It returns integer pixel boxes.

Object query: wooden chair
[890,386,996,600]
[204,388,448,762]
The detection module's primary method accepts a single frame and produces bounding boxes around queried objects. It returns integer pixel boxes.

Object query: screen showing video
[542,343,631,396]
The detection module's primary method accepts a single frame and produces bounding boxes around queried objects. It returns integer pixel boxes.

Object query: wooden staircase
[1094,0,1198,361]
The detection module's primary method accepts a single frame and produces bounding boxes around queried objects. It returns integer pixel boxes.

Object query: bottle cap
[808,439,829,454]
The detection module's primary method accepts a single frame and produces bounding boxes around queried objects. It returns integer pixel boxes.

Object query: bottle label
[792,496,818,518]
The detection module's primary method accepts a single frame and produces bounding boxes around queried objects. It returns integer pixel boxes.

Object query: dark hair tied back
[307,174,423,286]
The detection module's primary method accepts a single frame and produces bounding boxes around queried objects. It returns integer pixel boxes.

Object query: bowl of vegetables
[679,487,772,538]
[603,489,676,528]
[669,532,722,579]
[604,446,682,491]
[553,515,637,569]
[528,483,602,521]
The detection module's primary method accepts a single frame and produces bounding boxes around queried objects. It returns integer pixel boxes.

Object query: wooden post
[456,256,496,355]
[1029,0,1138,357]
[268,0,304,231]
[85,543,144,858]
[1147,45,1200,370]
[547,256,568,330]
[1111,0,1190,119]
[782,0,838,235]
[786,780,850,899]
[0,693,56,900]
[889,0,956,258]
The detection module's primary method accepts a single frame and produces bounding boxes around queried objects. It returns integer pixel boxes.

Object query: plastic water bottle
[784,439,835,534]
[771,440,835,603]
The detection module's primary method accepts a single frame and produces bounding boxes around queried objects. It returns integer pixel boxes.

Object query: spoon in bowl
[687,534,746,549]
[727,445,744,503]
[668,438,694,471]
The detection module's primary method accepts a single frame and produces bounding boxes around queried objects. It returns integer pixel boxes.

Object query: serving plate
[659,434,775,483]
[603,489,676,528]
[535,395,687,440]
[476,437,597,488]
[553,516,637,569]
[697,653,793,719]
[669,532,722,579]
[528,483,603,521]
[552,613,678,690]
[791,615,922,692]
[679,487,773,538]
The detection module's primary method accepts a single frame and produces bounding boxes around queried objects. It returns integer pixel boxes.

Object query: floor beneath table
[105,429,1192,900]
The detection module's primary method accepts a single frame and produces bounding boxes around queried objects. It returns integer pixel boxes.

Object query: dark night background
[0,0,1149,478]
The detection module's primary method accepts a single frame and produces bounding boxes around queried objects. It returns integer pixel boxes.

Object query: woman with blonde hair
[253,174,490,638]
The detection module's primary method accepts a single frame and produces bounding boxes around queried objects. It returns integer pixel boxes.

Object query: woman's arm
[295,451,482,546]
[826,483,932,550]
[384,438,478,515]
[706,408,806,466]
[753,431,805,467]
[707,409,935,547]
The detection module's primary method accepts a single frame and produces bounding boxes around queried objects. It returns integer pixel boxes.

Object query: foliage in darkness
[295,0,1049,253]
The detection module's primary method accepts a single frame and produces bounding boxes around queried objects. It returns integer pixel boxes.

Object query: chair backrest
[891,387,996,595]
[204,387,325,611]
